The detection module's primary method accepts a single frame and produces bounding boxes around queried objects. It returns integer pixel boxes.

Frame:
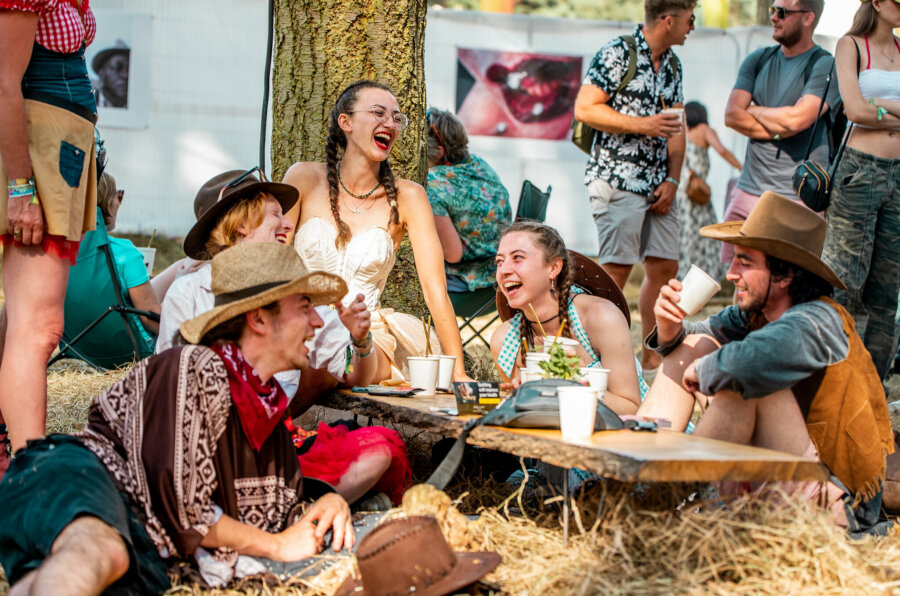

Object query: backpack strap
[616,35,638,94]
[752,45,783,79]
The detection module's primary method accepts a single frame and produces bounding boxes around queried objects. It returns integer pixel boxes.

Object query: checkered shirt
[1,0,96,54]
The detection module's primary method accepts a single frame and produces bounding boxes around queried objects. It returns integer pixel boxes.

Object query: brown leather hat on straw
[180,242,346,344]
[336,516,501,596]
[700,190,847,290]
[183,168,299,259]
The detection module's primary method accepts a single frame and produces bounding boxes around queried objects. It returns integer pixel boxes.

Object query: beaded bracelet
[351,331,373,350]
[664,176,679,186]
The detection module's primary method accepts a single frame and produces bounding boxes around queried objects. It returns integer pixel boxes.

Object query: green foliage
[538,343,581,380]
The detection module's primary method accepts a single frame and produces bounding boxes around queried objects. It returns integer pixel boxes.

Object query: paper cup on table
[520,367,543,384]
[541,336,580,356]
[436,355,456,391]
[677,264,721,315]
[408,356,439,396]
[524,352,551,372]
[579,367,609,394]
[136,247,156,276]
[557,386,599,440]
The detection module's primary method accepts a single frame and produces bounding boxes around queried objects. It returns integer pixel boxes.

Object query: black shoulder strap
[801,55,837,161]
[803,47,831,83]
[616,35,638,94]
[753,45,782,79]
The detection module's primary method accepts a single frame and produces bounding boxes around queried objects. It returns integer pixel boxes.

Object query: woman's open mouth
[373,132,392,151]
[503,280,523,298]
[276,233,287,244]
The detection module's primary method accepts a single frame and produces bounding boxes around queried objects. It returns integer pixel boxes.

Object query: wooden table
[321,390,827,484]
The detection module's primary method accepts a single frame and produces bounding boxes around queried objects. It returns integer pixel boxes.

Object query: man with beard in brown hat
[0,242,356,595]
[638,191,894,535]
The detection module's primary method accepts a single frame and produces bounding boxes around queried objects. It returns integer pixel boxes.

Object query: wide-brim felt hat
[91,39,130,73]
[180,242,346,344]
[700,190,846,290]
[496,249,631,326]
[335,515,501,596]
[183,169,299,259]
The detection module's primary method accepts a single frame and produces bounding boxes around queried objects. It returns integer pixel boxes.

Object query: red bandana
[212,342,288,452]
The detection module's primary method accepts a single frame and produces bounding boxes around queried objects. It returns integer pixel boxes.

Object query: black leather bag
[792,56,851,212]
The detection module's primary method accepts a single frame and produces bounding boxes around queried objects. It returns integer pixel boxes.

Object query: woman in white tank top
[282,81,469,383]
[821,0,900,380]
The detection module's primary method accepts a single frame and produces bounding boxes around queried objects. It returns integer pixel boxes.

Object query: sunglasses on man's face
[217,166,268,202]
[769,5,811,19]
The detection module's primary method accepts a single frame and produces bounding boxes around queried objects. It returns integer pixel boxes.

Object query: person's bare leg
[0,247,70,450]
[334,447,392,504]
[640,257,679,370]
[600,263,632,291]
[287,366,340,418]
[637,334,720,431]
[10,517,130,596]
[372,347,393,384]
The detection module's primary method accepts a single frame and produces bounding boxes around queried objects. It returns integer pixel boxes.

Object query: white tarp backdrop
[92,1,840,256]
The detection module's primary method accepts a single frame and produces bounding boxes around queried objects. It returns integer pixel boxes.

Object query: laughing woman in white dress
[283,80,469,383]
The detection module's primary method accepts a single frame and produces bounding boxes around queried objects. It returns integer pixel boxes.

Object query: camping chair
[450,180,553,347]
[50,208,160,370]
[515,180,551,221]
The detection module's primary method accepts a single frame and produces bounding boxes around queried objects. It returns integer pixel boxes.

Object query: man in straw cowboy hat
[0,242,358,595]
[638,191,894,534]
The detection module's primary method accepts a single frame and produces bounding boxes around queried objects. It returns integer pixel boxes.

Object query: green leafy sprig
[538,343,581,380]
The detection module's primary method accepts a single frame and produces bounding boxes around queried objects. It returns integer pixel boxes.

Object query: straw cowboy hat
[700,191,847,290]
[180,242,346,344]
[336,516,500,596]
[183,169,299,259]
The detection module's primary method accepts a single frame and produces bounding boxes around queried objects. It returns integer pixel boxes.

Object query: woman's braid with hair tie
[325,123,352,250]
[379,161,400,229]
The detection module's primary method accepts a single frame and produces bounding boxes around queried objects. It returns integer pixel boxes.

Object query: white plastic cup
[137,247,156,276]
[541,336,580,356]
[677,264,722,315]
[524,352,551,372]
[579,367,609,394]
[557,386,599,440]
[662,106,685,125]
[436,355,456,390]
[408,356,439,396]
[520,367,543,383]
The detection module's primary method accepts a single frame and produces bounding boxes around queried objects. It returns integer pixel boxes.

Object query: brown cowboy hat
[183,168,299,259]
[336,516,500,596]
[496,249,631,326]
[700,191,846,290]
[180,242,346,344]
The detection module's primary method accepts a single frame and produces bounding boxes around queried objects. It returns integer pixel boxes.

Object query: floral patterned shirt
[582,25,684,196]
[427,154,512,291]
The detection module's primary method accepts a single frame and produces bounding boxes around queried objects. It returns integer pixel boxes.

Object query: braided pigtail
[379,160,400,230]
[555,253,574,339]
[324,120,352,250]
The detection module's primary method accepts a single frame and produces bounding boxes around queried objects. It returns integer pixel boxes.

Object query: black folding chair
[515,180,552,221]
[50,208,160,370]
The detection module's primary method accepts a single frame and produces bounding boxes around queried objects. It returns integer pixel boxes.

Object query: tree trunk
[756,0,769,25]
[271,0,430,318]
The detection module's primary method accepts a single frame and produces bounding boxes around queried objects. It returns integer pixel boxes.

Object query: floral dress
[677,141,726,280]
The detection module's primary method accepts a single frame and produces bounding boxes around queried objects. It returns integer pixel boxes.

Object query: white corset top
[294,217,395,310]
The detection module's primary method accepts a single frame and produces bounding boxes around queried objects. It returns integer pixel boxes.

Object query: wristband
[664,176,679,186]
[351,331,373,350]
[773,133,782,141]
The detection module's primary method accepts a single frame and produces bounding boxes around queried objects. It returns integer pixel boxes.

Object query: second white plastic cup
[524,352,551,371]
[408,356,439,396]
[436,355,456,390]
[520,367,544,383]
[678,264,721,315]
[137,247,156,276]
[557,386,598,440]
[579,367,609,393]
[541,336,580,356]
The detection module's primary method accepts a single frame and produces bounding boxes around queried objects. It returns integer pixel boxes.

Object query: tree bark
[271,0,430,317]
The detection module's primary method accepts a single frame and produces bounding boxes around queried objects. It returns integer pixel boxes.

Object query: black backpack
[753,45,847,161]
[571,35,680,155]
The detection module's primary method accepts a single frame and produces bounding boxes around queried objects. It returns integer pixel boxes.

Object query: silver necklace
[341,193,377,215]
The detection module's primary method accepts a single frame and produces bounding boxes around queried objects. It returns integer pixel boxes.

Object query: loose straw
[552,320,567,346]
[147,228,157,249]
[659,94,667,110]
[421,316,432,357]
[522,338,530,355]
[527,303,546,337]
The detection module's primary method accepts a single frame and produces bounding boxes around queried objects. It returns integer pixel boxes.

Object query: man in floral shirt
[574,0,696,370]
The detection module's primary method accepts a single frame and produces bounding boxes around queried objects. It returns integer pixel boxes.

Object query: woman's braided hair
[325,80,401,249]
[500,220,573,364]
